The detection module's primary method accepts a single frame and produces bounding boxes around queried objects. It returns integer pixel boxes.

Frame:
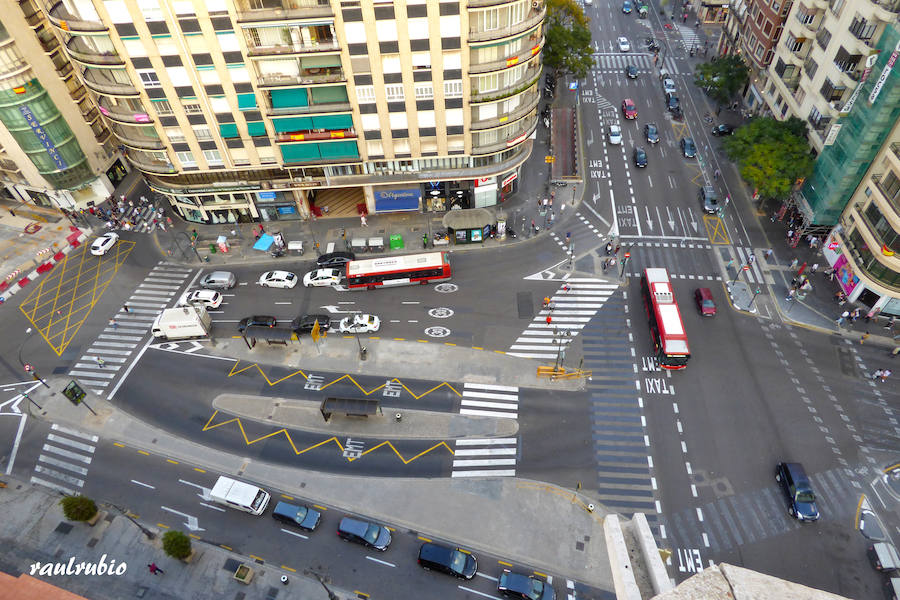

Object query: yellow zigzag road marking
[227,360,461,399]
[202,410,454,463]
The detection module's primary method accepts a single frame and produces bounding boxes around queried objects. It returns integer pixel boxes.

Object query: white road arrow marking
[160,506,205,532]
[666,206,676,231]
[319,305,361,314]
[645,206,654,230]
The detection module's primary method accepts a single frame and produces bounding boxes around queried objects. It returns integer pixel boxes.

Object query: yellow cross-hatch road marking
[18,240,136,356]
[703,215,730,244]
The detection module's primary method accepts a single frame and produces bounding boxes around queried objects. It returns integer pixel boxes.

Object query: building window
[796,6,815,24]
[771,0,780,12]
[815,28,831,51]
[165,127,185,142]
[153,100,174,115]
[356,85,375,103]
[444,80,463,98]
[880,170,900,200]
[202,149,223,164]
[193,126,213,140]
[385,84,405,101]
[784,33,803,52]
[138,71,161,88]
[182,101,203,114]
[803,58,818,79]
[828,0,844,16]
[415,84,434,100]
[849,16,876,41]
[820,78,845,102]
[176,151,196,166]
[755,43,764,59]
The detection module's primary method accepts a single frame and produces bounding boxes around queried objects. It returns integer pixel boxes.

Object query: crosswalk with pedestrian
[677,25,703,53]
[662,466,862,554]
[548,212,608,254]
[594,53,679,75]
[67,261,192,396]
[508,279,620,360]
[580,289,659,520]
[30,423,98,495]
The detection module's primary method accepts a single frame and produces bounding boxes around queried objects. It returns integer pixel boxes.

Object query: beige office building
[761,0,898,152]
[22,0,544,224]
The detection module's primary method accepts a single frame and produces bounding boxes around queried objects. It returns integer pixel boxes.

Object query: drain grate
[54,522,73,535]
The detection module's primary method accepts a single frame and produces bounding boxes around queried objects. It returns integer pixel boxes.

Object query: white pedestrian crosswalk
[459,383,519,419]
[452,437,518,478]
[30,424,98,495]
[594,53,679,75]
[508,279,619,359]
[69,261,192,396]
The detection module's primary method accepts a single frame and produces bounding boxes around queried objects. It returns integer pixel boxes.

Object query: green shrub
[59,496,98,522]
[162,530,192,559]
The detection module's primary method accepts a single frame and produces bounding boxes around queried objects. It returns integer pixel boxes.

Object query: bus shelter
[241,325,296,349]
[441,208,493,244]
[320,397,381,422]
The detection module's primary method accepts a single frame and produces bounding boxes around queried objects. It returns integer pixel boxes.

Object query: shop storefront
[423,181,471,212]
[255,191,302,222]
[105,158,128,188]
[473,177,497,208]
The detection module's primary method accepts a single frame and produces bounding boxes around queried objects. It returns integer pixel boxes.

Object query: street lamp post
[312,573,339,600]
[108,503,155,540]
[18,328,49,388]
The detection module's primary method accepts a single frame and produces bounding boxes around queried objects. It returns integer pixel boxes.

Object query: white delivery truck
[151,306,211,340]
[208,476,271,515]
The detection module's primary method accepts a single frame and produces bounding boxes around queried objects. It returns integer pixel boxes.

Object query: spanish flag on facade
[883,244,895,257]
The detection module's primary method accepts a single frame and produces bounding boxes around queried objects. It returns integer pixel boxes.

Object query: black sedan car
[272,501,321,532]
[291,314,331,334]
[625,64,638,79]
[633,147,648,168]
[498,569,556,600]
[644,123,659,144]
[238,315,277,333]
[316,251,355,268]
[711,123,735,136]
[337,517,392,551]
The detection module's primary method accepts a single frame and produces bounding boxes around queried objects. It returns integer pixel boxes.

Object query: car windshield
[702,300,715,307]
[286,273,295,280]
[293,506,308,523]
[364,523,381,544]
[796,492,816,503]
[449,550,466,573]
[530,579,545,598]
[647,125,657,135]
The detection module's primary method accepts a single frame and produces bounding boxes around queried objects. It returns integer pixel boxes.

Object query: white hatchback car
[617,37,631,52]
[338,314,381,333]
[258,270,298,289]
[663,77,677,96]
[90,232,119,256]
[607,124,623,145]
[303,268,342,288]
[177,289,223,309]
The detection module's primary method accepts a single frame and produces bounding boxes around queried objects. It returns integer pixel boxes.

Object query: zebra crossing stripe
[42,444,93,464]
[455,438,517,446]
[51,424,99,442]
[30,476,74,495]
[38,454,89,476]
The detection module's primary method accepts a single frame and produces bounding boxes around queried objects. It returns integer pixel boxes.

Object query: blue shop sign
[374,188,421,212]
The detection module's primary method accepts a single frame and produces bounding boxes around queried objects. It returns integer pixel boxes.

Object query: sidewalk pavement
[16,369,613,593]
[0,472,346,600]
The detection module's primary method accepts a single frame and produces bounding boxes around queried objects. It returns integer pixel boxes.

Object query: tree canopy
[543,0,593,79]
[693,55,750,106]
[724,117,814,201]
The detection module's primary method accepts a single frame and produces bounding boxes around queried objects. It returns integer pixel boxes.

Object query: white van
[208,476,271,515]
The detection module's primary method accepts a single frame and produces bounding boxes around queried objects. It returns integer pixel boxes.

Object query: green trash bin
[389,234,404,250]
[209,243,217,254]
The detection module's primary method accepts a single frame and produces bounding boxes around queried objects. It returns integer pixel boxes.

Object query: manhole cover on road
[424,326,451,338]
[428,307,454,318]
[434,283,458,293]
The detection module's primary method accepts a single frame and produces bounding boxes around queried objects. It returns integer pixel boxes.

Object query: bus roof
[658,304,689,354]
[644,267,670,284]
[347,251,445,276]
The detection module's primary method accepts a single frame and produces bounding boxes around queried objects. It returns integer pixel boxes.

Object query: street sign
[544,156,555,163]
[23,363,32,372]
[62,380,86,406]
[742,265,750,271]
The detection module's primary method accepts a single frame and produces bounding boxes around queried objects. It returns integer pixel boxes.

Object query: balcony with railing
[468,4,546,43]
[784,39,811,61]
[468,0,528,7]
[872,173,900,214]
[793,10,819,37]
[890,143,900,169]
[244,27,339,57]
[869,0,900,20]
[470,39,543,74]
[82,68,139,96]
[472,111,537,154]
[471,84,539,129]
[65,37,123,67]
[235,0,332,23]
[110,124,165,151]
[471,65,541,103]
[47,1,108,33]
[256,66,345,88]
[98,98,153,124]
[125,149,177,175]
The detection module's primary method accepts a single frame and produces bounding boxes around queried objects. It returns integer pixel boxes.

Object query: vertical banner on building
[868,41,900,106]
[19,105,68,170]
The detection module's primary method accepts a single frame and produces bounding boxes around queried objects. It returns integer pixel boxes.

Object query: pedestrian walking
[787,229,794,240]
[191,229,198,241]
[546,315,552,326]
[865,309,877,323]
[786,288,796,301]
[885,316,896,331]
[531,219,536,233]
[873,369,884,380]
[258,223,265,234]
[423,233,428,248]
[860,331,871,344]
[96,357,105,368]
[714,168,720,180]
[789,258,799,269]
[253,229,260,241]
[360,214,368,227]
[122,304,130,313]
[562,283,571,292]
[881,369,892,382]
[543,296,551,308]
[109,318,117,330]
[810,263,819,273]
[148,563,164,575]
[891,346,900,357]
[764,248,774,260]
[836,310,850,326]
[851,308,861,322]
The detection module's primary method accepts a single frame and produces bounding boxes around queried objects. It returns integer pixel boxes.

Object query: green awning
[272,116,312,133]
[247,121,267,136]
[310,86,348,103]
[319,140,358,158]
[301,55,341,68]
[219,123,239,138]
[281,143,321,162]
[311,114,353,129]
[237,93,257,110]
[271,88,308,108]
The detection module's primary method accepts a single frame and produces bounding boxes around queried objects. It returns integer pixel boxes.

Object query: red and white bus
[345,251,451,290]
[640,267,690,370]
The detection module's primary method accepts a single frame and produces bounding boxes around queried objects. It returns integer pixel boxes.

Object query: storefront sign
[502,172,517,187]
[475,177,493,187]
[258,191,277,200]
[374,188,421,212]
[19,105,68,170]
[823,123,842,146]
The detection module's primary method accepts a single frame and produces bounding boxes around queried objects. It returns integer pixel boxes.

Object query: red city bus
[345,251,451,290]
[640,267,690,369]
